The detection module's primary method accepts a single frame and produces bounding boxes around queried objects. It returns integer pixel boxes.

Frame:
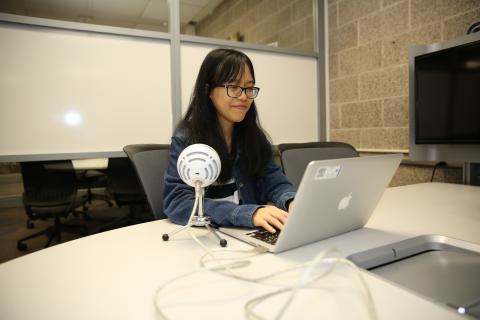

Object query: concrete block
[329,128,361,147]
[341,100,383,128]
[279,19,305,47]
[330,104,340,129]
[329,75,359,103]
[411,0,479,28]
[359,1,408,44]
[360,127,408,149]
[292,0,313,23]
[443,8,480,40]
[383,0,404,7]
[329,54,339,79]
[359,65,408,99]
[329,21,358,53]
[383,96,408,127]
[339,41,382,76]
[339,0,381,25]
[383,23,441,67]
[328,3,338,29]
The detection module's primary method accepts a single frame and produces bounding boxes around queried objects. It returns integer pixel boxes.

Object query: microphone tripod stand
[162,181,227,247]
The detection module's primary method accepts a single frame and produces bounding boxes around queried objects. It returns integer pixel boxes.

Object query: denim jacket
[163,130,296,228]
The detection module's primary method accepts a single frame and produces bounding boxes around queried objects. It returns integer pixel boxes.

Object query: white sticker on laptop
[315,165,341,180]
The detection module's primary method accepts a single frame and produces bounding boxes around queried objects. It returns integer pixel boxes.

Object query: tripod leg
[205,224,227,247]
[163,194,200,241]
[162,224,190,241]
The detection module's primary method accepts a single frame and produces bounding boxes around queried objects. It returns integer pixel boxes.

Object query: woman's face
[209,64,254,130]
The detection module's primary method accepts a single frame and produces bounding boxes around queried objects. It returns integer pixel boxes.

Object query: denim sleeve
[163,135,196,225]
[163,135,261,228]
[258,158,296,211]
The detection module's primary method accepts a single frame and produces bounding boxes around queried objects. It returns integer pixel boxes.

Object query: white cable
[154,228,299,319]
[154,237,377,320]
[272,250,339,320]
[188,227,252,279]
[243,249,378,320]
[244,249,339,320]
[153,268,203,320]
[153,234,263,319]
[153,256,254,320]
[153,195,201,320]
[193,231,311,286]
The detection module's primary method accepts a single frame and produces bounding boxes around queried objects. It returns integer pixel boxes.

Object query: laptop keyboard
[246,229,280,245]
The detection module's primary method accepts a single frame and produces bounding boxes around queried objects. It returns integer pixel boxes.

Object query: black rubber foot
[26,221,34,229]
[162,234,169,241]
[17,242,27,251]
[220,239,227,247]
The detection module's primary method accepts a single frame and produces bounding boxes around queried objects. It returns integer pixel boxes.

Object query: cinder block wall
[328,0,480,185]
[194,0,314,52]
[328,0,479,149]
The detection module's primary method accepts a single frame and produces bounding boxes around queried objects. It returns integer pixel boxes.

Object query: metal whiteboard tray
[347,235,480,318]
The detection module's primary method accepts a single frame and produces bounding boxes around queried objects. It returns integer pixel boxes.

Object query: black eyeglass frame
[215,84,260,99]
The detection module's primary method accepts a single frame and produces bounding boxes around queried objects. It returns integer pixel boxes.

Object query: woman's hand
[252,206,288,233]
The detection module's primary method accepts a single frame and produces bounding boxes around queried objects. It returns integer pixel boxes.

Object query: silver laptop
[219,153,402,253]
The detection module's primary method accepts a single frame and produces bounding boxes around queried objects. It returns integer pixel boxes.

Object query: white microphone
[177,143,221,188]
[163,143,227,247]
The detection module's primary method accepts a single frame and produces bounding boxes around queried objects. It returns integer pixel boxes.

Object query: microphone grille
[177,144,221,187]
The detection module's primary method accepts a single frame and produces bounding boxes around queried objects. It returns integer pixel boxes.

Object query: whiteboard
[0,23,172,161]
[181,43,319,145]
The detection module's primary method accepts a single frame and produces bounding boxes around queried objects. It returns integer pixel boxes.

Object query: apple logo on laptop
[338,192,352,211]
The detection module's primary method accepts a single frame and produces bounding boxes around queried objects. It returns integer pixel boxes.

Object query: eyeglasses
[218,84,260,99]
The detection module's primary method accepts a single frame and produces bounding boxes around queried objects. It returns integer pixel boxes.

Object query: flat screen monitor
[409,32,480,164]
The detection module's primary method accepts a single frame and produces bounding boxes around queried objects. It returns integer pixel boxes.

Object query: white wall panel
[0,23,172,159]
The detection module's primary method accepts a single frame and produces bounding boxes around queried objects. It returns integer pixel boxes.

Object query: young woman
[163,48,295,233]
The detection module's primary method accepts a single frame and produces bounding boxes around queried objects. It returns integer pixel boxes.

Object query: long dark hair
[179,48,272,183]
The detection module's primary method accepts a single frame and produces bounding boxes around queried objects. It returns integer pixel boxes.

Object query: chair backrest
[278,142,359,188]
[106,157,146,205]
[123,144,170,220]
[20,160,77,208]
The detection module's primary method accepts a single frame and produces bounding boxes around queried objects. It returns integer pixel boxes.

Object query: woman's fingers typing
[252,206,289,233]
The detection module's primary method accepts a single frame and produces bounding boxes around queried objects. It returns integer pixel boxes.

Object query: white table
[0,183,479,320]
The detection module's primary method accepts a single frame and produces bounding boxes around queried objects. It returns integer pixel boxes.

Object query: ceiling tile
[26,0,88,15]
[91,0,148,17]
[180,2,202,23]
[141,0,169,21]
[181,0,211,6]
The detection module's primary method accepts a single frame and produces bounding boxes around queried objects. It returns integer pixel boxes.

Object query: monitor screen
[415,40,480,144]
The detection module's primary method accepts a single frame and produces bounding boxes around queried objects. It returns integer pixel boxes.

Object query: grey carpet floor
[0,201,150,264]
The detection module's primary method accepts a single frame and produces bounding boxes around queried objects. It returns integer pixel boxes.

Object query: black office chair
[17,160,88,251]
[100,157,150,231]
[278,142,359,188]
[76,168,113,207]
[123,144,170,220]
